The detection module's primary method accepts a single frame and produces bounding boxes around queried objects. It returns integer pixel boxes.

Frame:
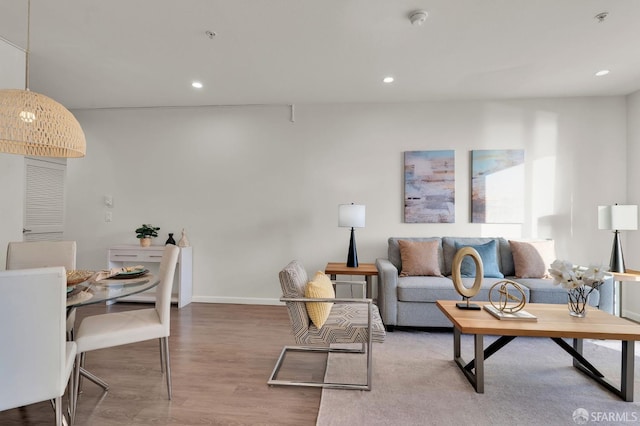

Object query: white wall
[66,97,627,304]
[0,39,26,267]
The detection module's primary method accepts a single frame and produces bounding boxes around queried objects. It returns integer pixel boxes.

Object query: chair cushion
[280,260,308,298]
[75,308,164,353]
[398,239,442,277]
[305,272,335,328]
[509,240,555,278]
[454,240,504,278]
[299,303,386,345]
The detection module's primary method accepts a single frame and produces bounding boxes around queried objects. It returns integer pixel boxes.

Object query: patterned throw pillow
[305,271,335,328]
[509,240,556,278]
[398,239,442,277]
[454,240,504,278]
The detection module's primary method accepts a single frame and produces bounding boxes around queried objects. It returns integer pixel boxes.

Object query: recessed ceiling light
[192,81,203,89]
[383,76,394,83]
[595,70,610,77]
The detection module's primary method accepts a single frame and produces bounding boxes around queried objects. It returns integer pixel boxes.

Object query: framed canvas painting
[471,149,525,223]
[404,150,455,223]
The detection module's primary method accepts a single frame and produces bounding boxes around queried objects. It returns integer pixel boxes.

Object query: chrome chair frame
[268,296,376,391]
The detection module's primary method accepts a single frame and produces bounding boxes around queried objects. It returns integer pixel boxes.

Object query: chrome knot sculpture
[489,280,527,313]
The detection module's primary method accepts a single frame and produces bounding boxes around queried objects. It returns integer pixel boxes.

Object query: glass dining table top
[66,274,159,308]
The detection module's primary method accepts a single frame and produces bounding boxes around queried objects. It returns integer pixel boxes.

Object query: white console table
[108,245,193,308]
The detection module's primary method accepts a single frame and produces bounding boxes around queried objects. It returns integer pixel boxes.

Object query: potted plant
[135,224,160,247]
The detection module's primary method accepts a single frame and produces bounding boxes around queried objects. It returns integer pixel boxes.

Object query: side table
[324,262,378,299]
[611,269,640,317]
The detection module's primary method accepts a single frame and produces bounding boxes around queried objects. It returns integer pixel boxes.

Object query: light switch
[104,195,113,207]
[105,211,113,222]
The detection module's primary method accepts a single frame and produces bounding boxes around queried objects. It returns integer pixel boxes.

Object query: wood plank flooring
[0,303,323,425]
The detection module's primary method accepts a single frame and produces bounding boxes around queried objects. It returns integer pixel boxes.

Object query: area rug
[317,330,640,425]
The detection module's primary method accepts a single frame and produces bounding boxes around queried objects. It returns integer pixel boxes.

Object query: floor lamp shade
[598,204,638,273]
[339,204,365,268]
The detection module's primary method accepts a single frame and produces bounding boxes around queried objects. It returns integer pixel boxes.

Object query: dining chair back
[0,267,77,426]
[72,244,180,421]
[6,240,78,338]
[6,240,77,270]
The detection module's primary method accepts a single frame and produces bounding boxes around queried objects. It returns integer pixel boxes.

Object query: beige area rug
[317,330,640,426]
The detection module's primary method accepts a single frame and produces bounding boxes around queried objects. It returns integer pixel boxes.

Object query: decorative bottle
[178,228,190,247]
[165,233,176,245]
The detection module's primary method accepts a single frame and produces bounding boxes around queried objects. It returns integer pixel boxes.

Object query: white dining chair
[0,267,77,426]
[6,240,78,339]
[72,244,179,418]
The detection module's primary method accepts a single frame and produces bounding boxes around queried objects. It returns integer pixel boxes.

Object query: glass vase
[567,287,588,318]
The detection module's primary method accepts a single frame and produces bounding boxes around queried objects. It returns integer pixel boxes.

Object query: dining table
[66,272,160,390]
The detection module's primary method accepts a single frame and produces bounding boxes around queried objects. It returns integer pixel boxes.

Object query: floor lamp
[598,204,638,273]
[338,204,365,268]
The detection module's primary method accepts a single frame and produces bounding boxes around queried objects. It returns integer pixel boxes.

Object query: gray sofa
[376,237,614,329]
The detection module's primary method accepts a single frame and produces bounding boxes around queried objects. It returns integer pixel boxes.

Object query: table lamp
[339,204,365,267]
[598,204,638,273]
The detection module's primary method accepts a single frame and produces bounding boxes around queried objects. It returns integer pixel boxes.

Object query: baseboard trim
[191,296,282,306]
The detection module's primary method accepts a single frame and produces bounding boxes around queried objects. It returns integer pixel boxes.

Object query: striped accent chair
[268,260,385,390]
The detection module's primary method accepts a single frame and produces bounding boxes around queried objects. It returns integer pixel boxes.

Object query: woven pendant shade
[0,89,86,158]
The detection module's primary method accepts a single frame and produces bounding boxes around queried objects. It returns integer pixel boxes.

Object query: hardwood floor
[0,303,323,425]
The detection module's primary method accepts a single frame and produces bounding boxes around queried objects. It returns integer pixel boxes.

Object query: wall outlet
[104,195,113,207]
[105,211,113,222]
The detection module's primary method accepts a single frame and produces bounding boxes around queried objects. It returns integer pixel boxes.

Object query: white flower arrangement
[548,260,608,290]
[548,260,608,316]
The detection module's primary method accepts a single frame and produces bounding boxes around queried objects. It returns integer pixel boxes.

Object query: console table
[108,245,193,308]
[611,269,640,317]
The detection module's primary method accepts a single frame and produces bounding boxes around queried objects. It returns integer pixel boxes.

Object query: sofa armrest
[376,258,399,327]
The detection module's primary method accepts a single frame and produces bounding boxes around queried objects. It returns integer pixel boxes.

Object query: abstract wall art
[404,150,455,223]
[471,149,525,224]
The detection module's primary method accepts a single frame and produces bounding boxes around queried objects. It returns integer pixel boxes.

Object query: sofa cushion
[460,277,531,302]
[515,278,600,307]
[305,271,335,328]
[443,237,506,276]
[398,239,443,277]
[388,237,443,273]
[396,276,456,303]
[509,240,555,278]
[454,240,504,278]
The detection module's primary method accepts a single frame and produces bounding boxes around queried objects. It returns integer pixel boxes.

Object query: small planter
[135,224,160,247]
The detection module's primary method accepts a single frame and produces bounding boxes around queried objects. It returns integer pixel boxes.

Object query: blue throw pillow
[454,240,504,278]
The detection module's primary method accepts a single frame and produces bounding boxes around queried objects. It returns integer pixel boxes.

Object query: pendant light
[0,0,86,158]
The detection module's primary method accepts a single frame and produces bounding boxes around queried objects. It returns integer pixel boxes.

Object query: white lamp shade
[598,205,638,230]
[339,204,365,228]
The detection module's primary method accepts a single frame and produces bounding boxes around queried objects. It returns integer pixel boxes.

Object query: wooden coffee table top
[437,300,640,341]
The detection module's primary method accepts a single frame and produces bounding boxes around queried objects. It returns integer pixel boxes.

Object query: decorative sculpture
[488,280,527,313]
[178,228,190,247]
[451,246,483,310]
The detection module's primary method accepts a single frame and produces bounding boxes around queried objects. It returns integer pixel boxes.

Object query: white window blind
[24,158,66,241]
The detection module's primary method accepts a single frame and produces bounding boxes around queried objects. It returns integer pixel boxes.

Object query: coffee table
[437,300,640,401]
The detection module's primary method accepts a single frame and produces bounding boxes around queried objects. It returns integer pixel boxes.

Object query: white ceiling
[1,0,639,110]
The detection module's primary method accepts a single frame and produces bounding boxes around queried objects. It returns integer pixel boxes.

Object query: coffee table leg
[571,338,635,401]
[452,327,484,393]
[474,334,484,393]
[622,340,634,401]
